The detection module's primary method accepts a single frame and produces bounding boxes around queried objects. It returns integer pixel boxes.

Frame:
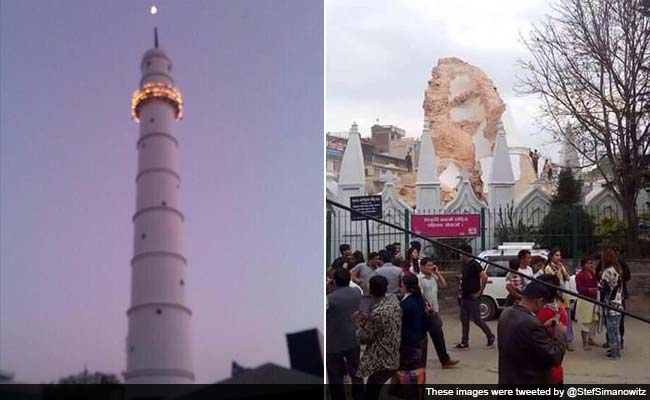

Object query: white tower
[125,29,194,384]
[562,125,580,171]
[488,119,515,210]
[415,118,440,210]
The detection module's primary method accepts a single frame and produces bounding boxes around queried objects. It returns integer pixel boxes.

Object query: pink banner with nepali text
[411,213,481,238]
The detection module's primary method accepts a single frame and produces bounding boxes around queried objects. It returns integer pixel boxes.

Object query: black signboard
[350,195,383,221]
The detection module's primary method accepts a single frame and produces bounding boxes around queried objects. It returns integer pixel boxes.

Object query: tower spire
[488,117,515,209]
[416,117,441,210]
[154,27,159,48]
[337,121,366,203]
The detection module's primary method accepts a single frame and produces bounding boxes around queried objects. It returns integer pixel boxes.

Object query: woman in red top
[535,275,568,385]
[575,258,599,350]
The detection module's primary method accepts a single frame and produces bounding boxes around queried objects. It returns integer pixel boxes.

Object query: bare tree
[517,0,650,254]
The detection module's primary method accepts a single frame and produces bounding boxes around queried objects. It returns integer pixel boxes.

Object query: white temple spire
[416,119,439,184]
[488,118,515,209]
[415,118,440,210]
[489,120,515,184]
[337,121,366,203]
[488,120,515,208]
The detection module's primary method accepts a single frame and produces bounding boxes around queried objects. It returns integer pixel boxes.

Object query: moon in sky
[150,5,158,15]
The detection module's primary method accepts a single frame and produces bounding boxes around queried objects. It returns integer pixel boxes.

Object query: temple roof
[416,118,439,185]
[338,122,365,187]
[488,119,515,185]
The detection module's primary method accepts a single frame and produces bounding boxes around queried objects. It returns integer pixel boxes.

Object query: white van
[476,243,576,320]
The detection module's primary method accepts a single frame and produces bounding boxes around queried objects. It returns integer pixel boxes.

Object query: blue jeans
[460,298,493,345]
[606,313,622,358]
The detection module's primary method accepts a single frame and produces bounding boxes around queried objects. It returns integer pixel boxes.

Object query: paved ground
[425,312,650,384]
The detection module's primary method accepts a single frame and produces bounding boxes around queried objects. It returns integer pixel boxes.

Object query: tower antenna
[154,27,159,48]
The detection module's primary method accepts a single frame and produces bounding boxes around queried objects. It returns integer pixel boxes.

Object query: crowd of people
[326,241,631,396]
[326,241,459,399]
[499,245,630,385]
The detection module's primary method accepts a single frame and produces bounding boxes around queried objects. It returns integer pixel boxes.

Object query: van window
[483,256,514,277]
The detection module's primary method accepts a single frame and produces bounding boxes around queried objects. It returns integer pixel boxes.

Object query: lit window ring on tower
[131,82,183,122]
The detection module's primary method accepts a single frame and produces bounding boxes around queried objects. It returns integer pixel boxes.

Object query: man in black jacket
[497,280,566,384]
[455,244,494,349]
[331,244,353,270]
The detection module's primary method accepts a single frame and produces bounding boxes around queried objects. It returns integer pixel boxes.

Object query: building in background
[326,122,419,193]
[218,328,323,384]
[371,124,419,160]
[58,368,120,384]
[370,124,405,153]
[214,363,321,385]
[0,370,15,384]
[169,328,323,394]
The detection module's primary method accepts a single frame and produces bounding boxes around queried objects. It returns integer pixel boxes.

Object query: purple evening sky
[0,0,323,383]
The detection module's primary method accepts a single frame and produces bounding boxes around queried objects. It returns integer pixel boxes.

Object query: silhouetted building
[58,368,120,384]
[0,370,15,383]
[216,363,321,384]
[231,361,251,376]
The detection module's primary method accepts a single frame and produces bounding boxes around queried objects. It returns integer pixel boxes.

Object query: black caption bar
[2,384,649,399]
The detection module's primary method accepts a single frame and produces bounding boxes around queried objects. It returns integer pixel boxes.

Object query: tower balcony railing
[131,82,183,122]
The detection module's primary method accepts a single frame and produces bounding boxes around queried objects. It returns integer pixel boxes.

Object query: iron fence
[326,198,650,325]
[326,205,409,267]
[326,201,650,267]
